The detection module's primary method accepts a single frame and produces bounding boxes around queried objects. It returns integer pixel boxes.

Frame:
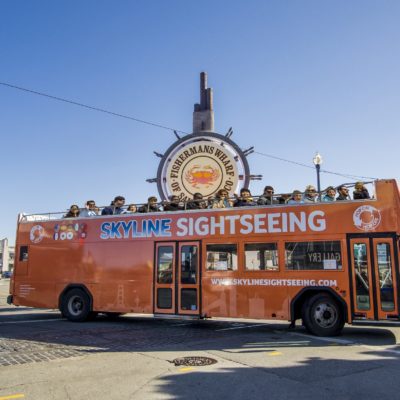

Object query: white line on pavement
[216,323,267,331]
[0,318,64,325]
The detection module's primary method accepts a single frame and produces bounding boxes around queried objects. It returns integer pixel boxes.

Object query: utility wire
[0,81,379,181]
[254,151,377,181]
[0,81,189,135]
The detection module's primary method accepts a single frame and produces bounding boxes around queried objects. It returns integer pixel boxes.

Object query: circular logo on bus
[30,225,44,243]
[353,205,381,231]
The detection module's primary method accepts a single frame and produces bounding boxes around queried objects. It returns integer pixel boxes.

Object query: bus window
[181,245,197,284]
[157,246,173,284]
[206,244,237,271]
[353,243,370,310]
[376,243,394,311]
[245,243,278,271]
[285,241,342,271]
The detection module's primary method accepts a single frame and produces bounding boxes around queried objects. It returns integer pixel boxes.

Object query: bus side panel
[93,241,154,313]
[201,275,289,320]
[12,240,154,313]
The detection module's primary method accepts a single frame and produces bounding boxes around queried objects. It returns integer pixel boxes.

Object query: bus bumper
[7,295,13,305]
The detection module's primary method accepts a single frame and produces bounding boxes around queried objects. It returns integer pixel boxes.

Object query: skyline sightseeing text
[99,210,326,239]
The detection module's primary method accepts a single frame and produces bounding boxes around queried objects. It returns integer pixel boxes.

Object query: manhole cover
[172,356,217,367]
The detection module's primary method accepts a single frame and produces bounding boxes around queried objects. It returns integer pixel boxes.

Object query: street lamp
[313,152,323,197]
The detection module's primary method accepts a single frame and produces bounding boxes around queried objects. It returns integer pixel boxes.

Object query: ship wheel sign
[147,73,261,201]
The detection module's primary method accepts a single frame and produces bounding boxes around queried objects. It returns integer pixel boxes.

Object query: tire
[61,288,92,322]
[301,293,344,337]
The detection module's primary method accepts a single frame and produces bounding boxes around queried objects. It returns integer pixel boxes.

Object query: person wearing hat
[322,187,336,202]
[353,182,370,200]
[303,185,318,203]
[287,190,304,205]
[257,186,279,205]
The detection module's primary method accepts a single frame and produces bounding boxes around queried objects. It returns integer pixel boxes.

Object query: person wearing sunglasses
[257,185,279,205]
[303,185,318,203]
[336,185,350,201]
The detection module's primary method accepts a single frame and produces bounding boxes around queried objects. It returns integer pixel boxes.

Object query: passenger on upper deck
[80,200,99,217]
[163,195,184,212]
[186,193,208,210]
[138,196,161,213]
[353,182,371,200]
[102,196,126,215]
[322,187,336,202]
[336,185,350,201]
[257,186,279,205]
[303,185,318,203]
[287,190,304,205]
[278,193,291,204]
[64,205,80,218]
[234,188,257,207]
[123,204,137,214]
[211,189,233,209]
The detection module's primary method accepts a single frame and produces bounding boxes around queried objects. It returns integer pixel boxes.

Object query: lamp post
[313,152,323,197]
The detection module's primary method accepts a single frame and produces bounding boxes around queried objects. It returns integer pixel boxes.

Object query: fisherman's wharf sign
[155,133,251,201]
[166,140,239,200]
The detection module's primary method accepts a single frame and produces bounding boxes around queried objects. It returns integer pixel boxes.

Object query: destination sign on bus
[99,210,326,240]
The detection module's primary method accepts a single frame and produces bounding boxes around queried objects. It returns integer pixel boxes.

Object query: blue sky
[1,1,399,244]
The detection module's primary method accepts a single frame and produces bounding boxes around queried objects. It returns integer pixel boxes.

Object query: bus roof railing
[18,181,377,223]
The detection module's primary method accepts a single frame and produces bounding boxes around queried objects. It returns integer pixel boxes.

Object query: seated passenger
[186,193,208,210]
[102,196,126,215]
[138,196,161,213]
[257,186,279,205]
[64,204,80,218]
[234,188,257,207]
[303,185,318,203]
[123,204,137,214]
[163,195,184,212]
[80,200,99,217]
[211,189,233,209]
[353,182,370,200]
[278,193,291,204]
[336,185,350,201]
[322,187,336,202]
[287,190,304,205]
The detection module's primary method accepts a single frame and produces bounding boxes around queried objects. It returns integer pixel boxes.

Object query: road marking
[267,351,282,356]
[0,394,25,400]
[179,367,194,372]
[361,344,400,355]
[0,318,63,325]
[289,332,353,345]
[173,323,193,326]
[216,323,266,331]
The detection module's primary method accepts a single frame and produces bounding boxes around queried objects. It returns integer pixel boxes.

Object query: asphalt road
[1,279,400,400]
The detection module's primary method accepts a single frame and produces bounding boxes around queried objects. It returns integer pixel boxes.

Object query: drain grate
[172,356,217,367]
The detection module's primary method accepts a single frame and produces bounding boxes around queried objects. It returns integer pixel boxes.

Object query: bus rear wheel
[302,293,344,337]
[61,288,91,322]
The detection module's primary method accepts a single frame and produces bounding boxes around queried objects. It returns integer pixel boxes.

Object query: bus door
[349,236,399,320]
[154,241,200,316]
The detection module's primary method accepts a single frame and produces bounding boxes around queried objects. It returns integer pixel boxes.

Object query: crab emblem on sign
[184,165,220,189]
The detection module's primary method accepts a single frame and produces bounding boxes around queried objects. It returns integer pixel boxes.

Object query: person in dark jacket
[64,204,80,218]
[257,186,279,205]
[234,188,257,207]
[186,193,208,210]
[102,196,126,215]
[163,195,183,212]
[336,185,350,201]
[353,182,371,200]
[138,196,161,213]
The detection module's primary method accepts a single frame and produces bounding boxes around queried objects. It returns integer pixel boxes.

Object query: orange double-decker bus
[8,179,400,336]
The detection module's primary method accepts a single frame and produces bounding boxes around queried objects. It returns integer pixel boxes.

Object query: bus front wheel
[302,293,344,337]
[61,288,91,322]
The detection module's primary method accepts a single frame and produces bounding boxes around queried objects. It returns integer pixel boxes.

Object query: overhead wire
[0,80,379,181]
[0,81,190,135]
